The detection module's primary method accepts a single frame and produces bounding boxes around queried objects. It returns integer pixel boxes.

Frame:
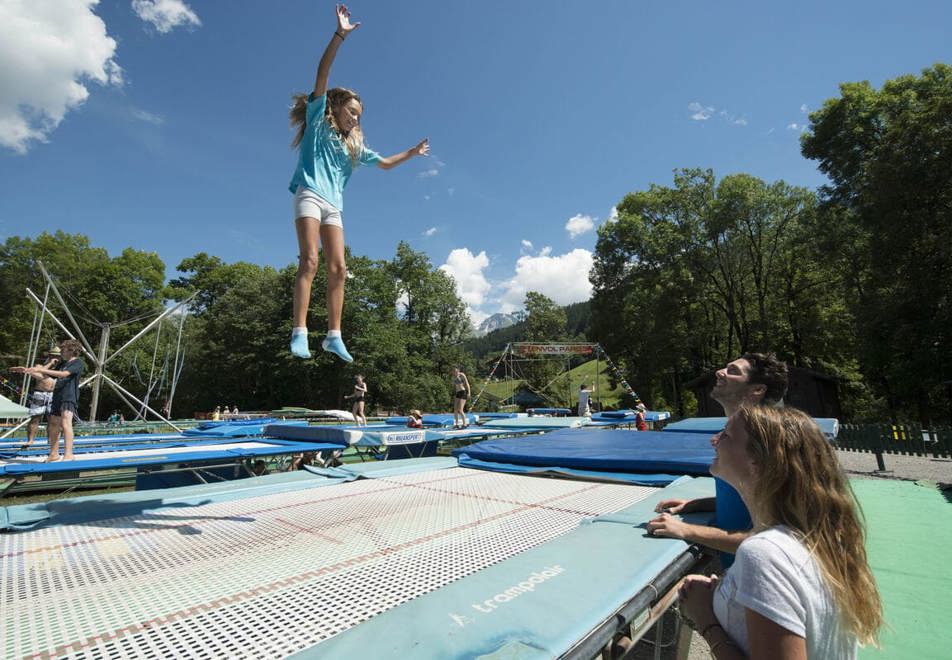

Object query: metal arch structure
[470,342,640,411]
[1,261,195,438]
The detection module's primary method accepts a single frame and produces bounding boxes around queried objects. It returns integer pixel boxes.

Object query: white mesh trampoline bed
[1,456,714,659]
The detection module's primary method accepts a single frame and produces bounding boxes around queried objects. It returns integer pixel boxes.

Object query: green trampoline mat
[853,479,952,659]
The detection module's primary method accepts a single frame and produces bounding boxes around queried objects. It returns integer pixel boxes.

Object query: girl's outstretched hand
[414,138,430,156]
[336,4,360,36]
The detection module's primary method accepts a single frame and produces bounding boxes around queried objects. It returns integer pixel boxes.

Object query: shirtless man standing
[21,346,61,449]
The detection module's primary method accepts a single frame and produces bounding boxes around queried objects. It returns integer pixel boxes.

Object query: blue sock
[322,335,353,363]
[290,329,311,358]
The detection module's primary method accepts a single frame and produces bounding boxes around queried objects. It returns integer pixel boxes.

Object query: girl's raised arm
[313,4,361,97]
[377,139,430,170]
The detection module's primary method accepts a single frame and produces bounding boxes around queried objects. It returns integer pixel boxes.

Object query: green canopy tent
[0,394,30,419]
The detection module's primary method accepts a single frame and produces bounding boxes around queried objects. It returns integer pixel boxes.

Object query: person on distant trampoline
[451,367,470,428]
[577,382,594,417]
[407,409,424,428]
[634,401,648,431]
[344,374,368,425]
[288,3,429,362]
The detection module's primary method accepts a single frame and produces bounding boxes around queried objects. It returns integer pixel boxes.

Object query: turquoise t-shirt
[715,477,753,568]
[288,93,381,211]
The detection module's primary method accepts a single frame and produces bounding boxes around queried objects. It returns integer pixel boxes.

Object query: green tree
[524,291,567,341]
[802,64,952,420]
[591,170,842,416]
[519,292,568,399]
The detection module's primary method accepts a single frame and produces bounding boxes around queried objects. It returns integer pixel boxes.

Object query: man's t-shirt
[578,389,591,414]
[715,478,753,568]
[52,358,84,406]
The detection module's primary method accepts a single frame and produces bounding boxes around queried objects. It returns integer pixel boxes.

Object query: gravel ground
[835,448,952,485]
[631,449,952,659]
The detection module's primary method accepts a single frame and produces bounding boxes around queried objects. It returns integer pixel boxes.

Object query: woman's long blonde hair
[739,405,883,647]
[290,87,366,166]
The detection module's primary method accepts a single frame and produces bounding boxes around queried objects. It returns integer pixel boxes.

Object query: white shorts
[293,186,343,229]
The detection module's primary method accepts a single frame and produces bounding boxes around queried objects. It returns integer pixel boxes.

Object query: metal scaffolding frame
[1,261,195,438]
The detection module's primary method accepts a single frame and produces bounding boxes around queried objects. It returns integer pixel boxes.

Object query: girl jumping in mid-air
[289,3,429,362]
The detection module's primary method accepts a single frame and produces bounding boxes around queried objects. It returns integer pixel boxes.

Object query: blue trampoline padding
[194,417,277,429]
[456,455,683,486]
[663,416,839,439]
[593,409,671,421]
[452,430,714,475]
[481,416,585,430]
[0,467,351,532]
[599,410,633,419]
[293,475,715,660]
[265,423,430,447]
[384,413,477,427]
[313,456,458,481]
[472,412,519,420]
[183,419,306,438]
[528,407,571,415]
[0,439,340,476]
[0,433,187,451]
[424,427,524,443]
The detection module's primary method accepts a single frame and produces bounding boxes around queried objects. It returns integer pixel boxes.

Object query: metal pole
[166,308,187,417]
[0,418,30,440]
[101,374,183,432]
[470,342,510,410]
[25,289,96,364]
[595,348,600,410]
[20,282,51,405]
[89,324,110,422]
[36,261,97,357]
[104,295,195,365]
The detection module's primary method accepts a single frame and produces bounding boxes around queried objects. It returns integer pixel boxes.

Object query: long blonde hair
[289,87,366,166]
[739,405,883,647]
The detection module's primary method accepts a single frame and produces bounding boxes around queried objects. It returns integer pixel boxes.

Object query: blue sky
[2,0,950,326]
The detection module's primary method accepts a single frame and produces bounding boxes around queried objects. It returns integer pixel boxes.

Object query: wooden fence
[836,424,951,468]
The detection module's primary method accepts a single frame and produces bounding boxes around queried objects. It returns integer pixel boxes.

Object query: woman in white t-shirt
[678,406,882,659]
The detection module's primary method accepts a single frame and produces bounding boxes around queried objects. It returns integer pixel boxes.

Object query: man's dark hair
[60,339,83,355]
[741,352,788,405]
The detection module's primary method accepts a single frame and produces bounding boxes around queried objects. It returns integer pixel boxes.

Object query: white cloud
[787,122,800,130]
[132,0,201,33]
[520,239,534,253]
[565,214,595,239]
[468,308,489,328]
[447,187,455,196]
[800,103,809,114]
[688,102,714,121]
[500,248,594,312]
[131,108,164,125]
[0,0,122,153]
[690,102,748,127]
[607,206,619,223]
[440,248,491,308]
[422,227,437,237]
[417,168,439,179]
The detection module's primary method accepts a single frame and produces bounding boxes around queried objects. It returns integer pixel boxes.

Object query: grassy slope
[473,359,628,409]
